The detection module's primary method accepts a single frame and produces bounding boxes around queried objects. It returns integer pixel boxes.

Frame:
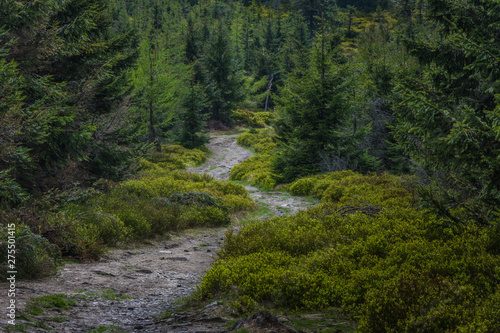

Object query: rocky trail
[1,133,317,333]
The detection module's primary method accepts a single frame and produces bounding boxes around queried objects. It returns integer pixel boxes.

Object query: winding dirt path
[188,135,317,217]
[1,133,315,333]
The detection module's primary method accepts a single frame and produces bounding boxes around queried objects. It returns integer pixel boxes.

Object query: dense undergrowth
[1,145,256,278]
[230,128,277,189]
[231,109,274,128]
[197,171,500,332]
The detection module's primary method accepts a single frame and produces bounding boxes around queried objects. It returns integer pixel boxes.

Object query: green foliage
[231,155,277,190]
[142,144,207,171]
[273,29,377,183]
[44,146,255,259]
[393,0,500,225]
[236,128,277,153]
[197,171,500,331]
[25,294,76,316]
[203,21,245,125]
[230,129,278,189]
[130,29,188,147]
[0,225,60,280]
[232,109,274,128]
[178,83,209,149]
[0,0,140,203]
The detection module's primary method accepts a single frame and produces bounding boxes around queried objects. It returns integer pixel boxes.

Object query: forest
[1,0,500,331]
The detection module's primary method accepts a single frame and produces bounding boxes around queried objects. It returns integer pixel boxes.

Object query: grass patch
[76,289,130,301]
[25,294,76,316]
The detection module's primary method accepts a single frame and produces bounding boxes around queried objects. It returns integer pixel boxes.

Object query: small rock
[167,257,188,261]
[93,270,116,277]
[184,249,189,252]
[136,269,153,274]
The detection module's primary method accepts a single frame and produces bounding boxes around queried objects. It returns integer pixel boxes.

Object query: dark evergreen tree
[203,21,244,125]
[178,82,209,149]
[273,28,376,182]
[394,0,500,225]
[0,0,138,198]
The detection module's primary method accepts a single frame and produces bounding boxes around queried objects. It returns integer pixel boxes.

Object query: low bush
[196,171,500,332]
[231,129,277,189]
[0,146,256,264]
[54,169,256,254]
[236,128,277,154]
[0,224,60,279]
[232,109,274,128]
[230,155,277,189]
[142,144,207,171]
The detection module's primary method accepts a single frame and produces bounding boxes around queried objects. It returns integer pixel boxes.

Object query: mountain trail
[1,133,315,333]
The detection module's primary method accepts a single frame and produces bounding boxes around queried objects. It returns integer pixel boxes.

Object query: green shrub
[236,128,277,154]
[68,170,255,243]
[230,155,277,189]
[196,171,500,332]
[0,225,60,279]
[144,145,207,171]
[232,109,274,128]
[230,129,278,189]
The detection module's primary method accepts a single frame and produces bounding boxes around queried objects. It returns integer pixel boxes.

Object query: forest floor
[1,132,329,333]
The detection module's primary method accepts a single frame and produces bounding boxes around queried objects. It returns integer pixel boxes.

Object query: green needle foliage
[394,0,500,225]
[274,28,376,183]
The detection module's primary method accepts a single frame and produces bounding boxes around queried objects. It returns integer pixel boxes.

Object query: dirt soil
[0,133,317,333]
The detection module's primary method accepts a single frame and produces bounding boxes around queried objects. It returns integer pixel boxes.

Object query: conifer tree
[178,82,209,149]
[0,0,138,196]
[203,21,244,125]
[394,0,500,225]
[273,24,375,182]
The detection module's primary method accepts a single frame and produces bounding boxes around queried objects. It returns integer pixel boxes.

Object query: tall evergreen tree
[203,21,244,125]
[273,27,375,182]
[0,0,137,197]
[394,0,500,225]
[178,82,209,149]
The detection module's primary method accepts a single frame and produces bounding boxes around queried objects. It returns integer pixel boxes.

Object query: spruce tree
[394,0,500,225]
[203,21,244,125]
[273,27,374,182]
[178,82,209,149]
[0,0,138,196]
